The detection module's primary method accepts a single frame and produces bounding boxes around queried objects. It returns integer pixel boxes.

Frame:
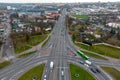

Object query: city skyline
[0,0,120,3]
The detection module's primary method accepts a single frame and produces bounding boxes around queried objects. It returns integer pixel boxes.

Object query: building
[45,8,59,14]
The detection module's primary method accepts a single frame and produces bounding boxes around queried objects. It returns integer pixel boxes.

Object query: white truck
[50,61,54,69]
[85,60,92,65]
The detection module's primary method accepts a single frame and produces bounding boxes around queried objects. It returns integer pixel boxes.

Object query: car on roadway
[61,69,64,76]
[90,68,97,73]
[44,75,46,78]
[84,64,89,67]
[96,68,101,73]
[73,53,77,56]
[9,45,12,48]
[50,61,54,69]
[79,61,84,64]
[44,75,47,80]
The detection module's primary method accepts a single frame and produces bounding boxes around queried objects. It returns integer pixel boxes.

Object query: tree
[72,34,76,42]
[0,41,2,45]
[38,21,44,35]
[117,30,120,40]
[26,33,30,42]
[10,13,19,19]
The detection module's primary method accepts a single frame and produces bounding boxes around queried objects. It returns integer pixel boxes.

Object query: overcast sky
[0,0,119,3]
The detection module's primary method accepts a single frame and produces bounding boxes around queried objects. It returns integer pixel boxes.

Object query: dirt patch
[67,50,75,56]
[40,48,51,56]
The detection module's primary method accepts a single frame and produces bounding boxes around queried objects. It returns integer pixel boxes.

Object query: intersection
[0,9,120,80]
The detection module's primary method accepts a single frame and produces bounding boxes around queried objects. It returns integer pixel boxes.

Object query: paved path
[17,34,50,56]
[94,42,120,49]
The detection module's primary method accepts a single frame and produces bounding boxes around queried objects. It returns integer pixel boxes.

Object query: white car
[84,64,89,68]
[61,70,64,76]
[9,45,12,48]
[44,74,47,80]
[44,75,46,78]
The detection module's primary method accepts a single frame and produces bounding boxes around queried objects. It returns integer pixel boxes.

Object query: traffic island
[18,64,45,80]
[101,66,120,80]
[69,63,96,80]
[0,61,11,69]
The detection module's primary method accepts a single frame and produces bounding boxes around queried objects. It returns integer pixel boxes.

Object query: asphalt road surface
[0,17,15,60]
[0,8,119,80]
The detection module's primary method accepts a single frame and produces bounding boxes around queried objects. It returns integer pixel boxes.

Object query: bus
[77,50,89,60]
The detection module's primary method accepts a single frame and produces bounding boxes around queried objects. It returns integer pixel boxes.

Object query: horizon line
[0,1,120,4]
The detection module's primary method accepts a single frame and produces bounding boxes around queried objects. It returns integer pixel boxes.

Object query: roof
[0,25,4,29]
[47,8,58,11]
[12,25,18,29]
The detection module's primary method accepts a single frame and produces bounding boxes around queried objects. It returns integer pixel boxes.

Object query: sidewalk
[94,42,120,49]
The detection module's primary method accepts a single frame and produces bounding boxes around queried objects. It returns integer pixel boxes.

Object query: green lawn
[72,15,89,19]
[42,36,50,47]
[75,43,120,59]
[18,51,37,58]
[15,34,48,54]
[15,45,31,54]
[76,25,82,29]
[18,64,45,80]
[82,51,107,60]
[28,35,48,46]
[101,66,120,80]
[70,64,96,80]
[0,61,11,69]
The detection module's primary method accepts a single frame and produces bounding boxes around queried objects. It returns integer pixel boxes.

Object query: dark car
[90,68,97,73]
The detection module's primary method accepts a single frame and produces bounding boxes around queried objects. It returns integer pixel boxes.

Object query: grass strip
[42,36,50,47]
[0,61,11,69]
[75,43,120,59]
[70,63,96,80]
[101,66,120,80]
[18,64,45,80]
[82,51,107,60]
[18,51,36,58]
[28,35,48,46]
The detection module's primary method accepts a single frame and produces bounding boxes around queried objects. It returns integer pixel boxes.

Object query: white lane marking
[1,77,7,80]
[50,45,52,48]
[9,70,24,80]
[56,67,68,69]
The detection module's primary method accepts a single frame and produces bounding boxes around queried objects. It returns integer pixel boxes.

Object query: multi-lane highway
[0,8,119,80]
[43,10,70,80]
